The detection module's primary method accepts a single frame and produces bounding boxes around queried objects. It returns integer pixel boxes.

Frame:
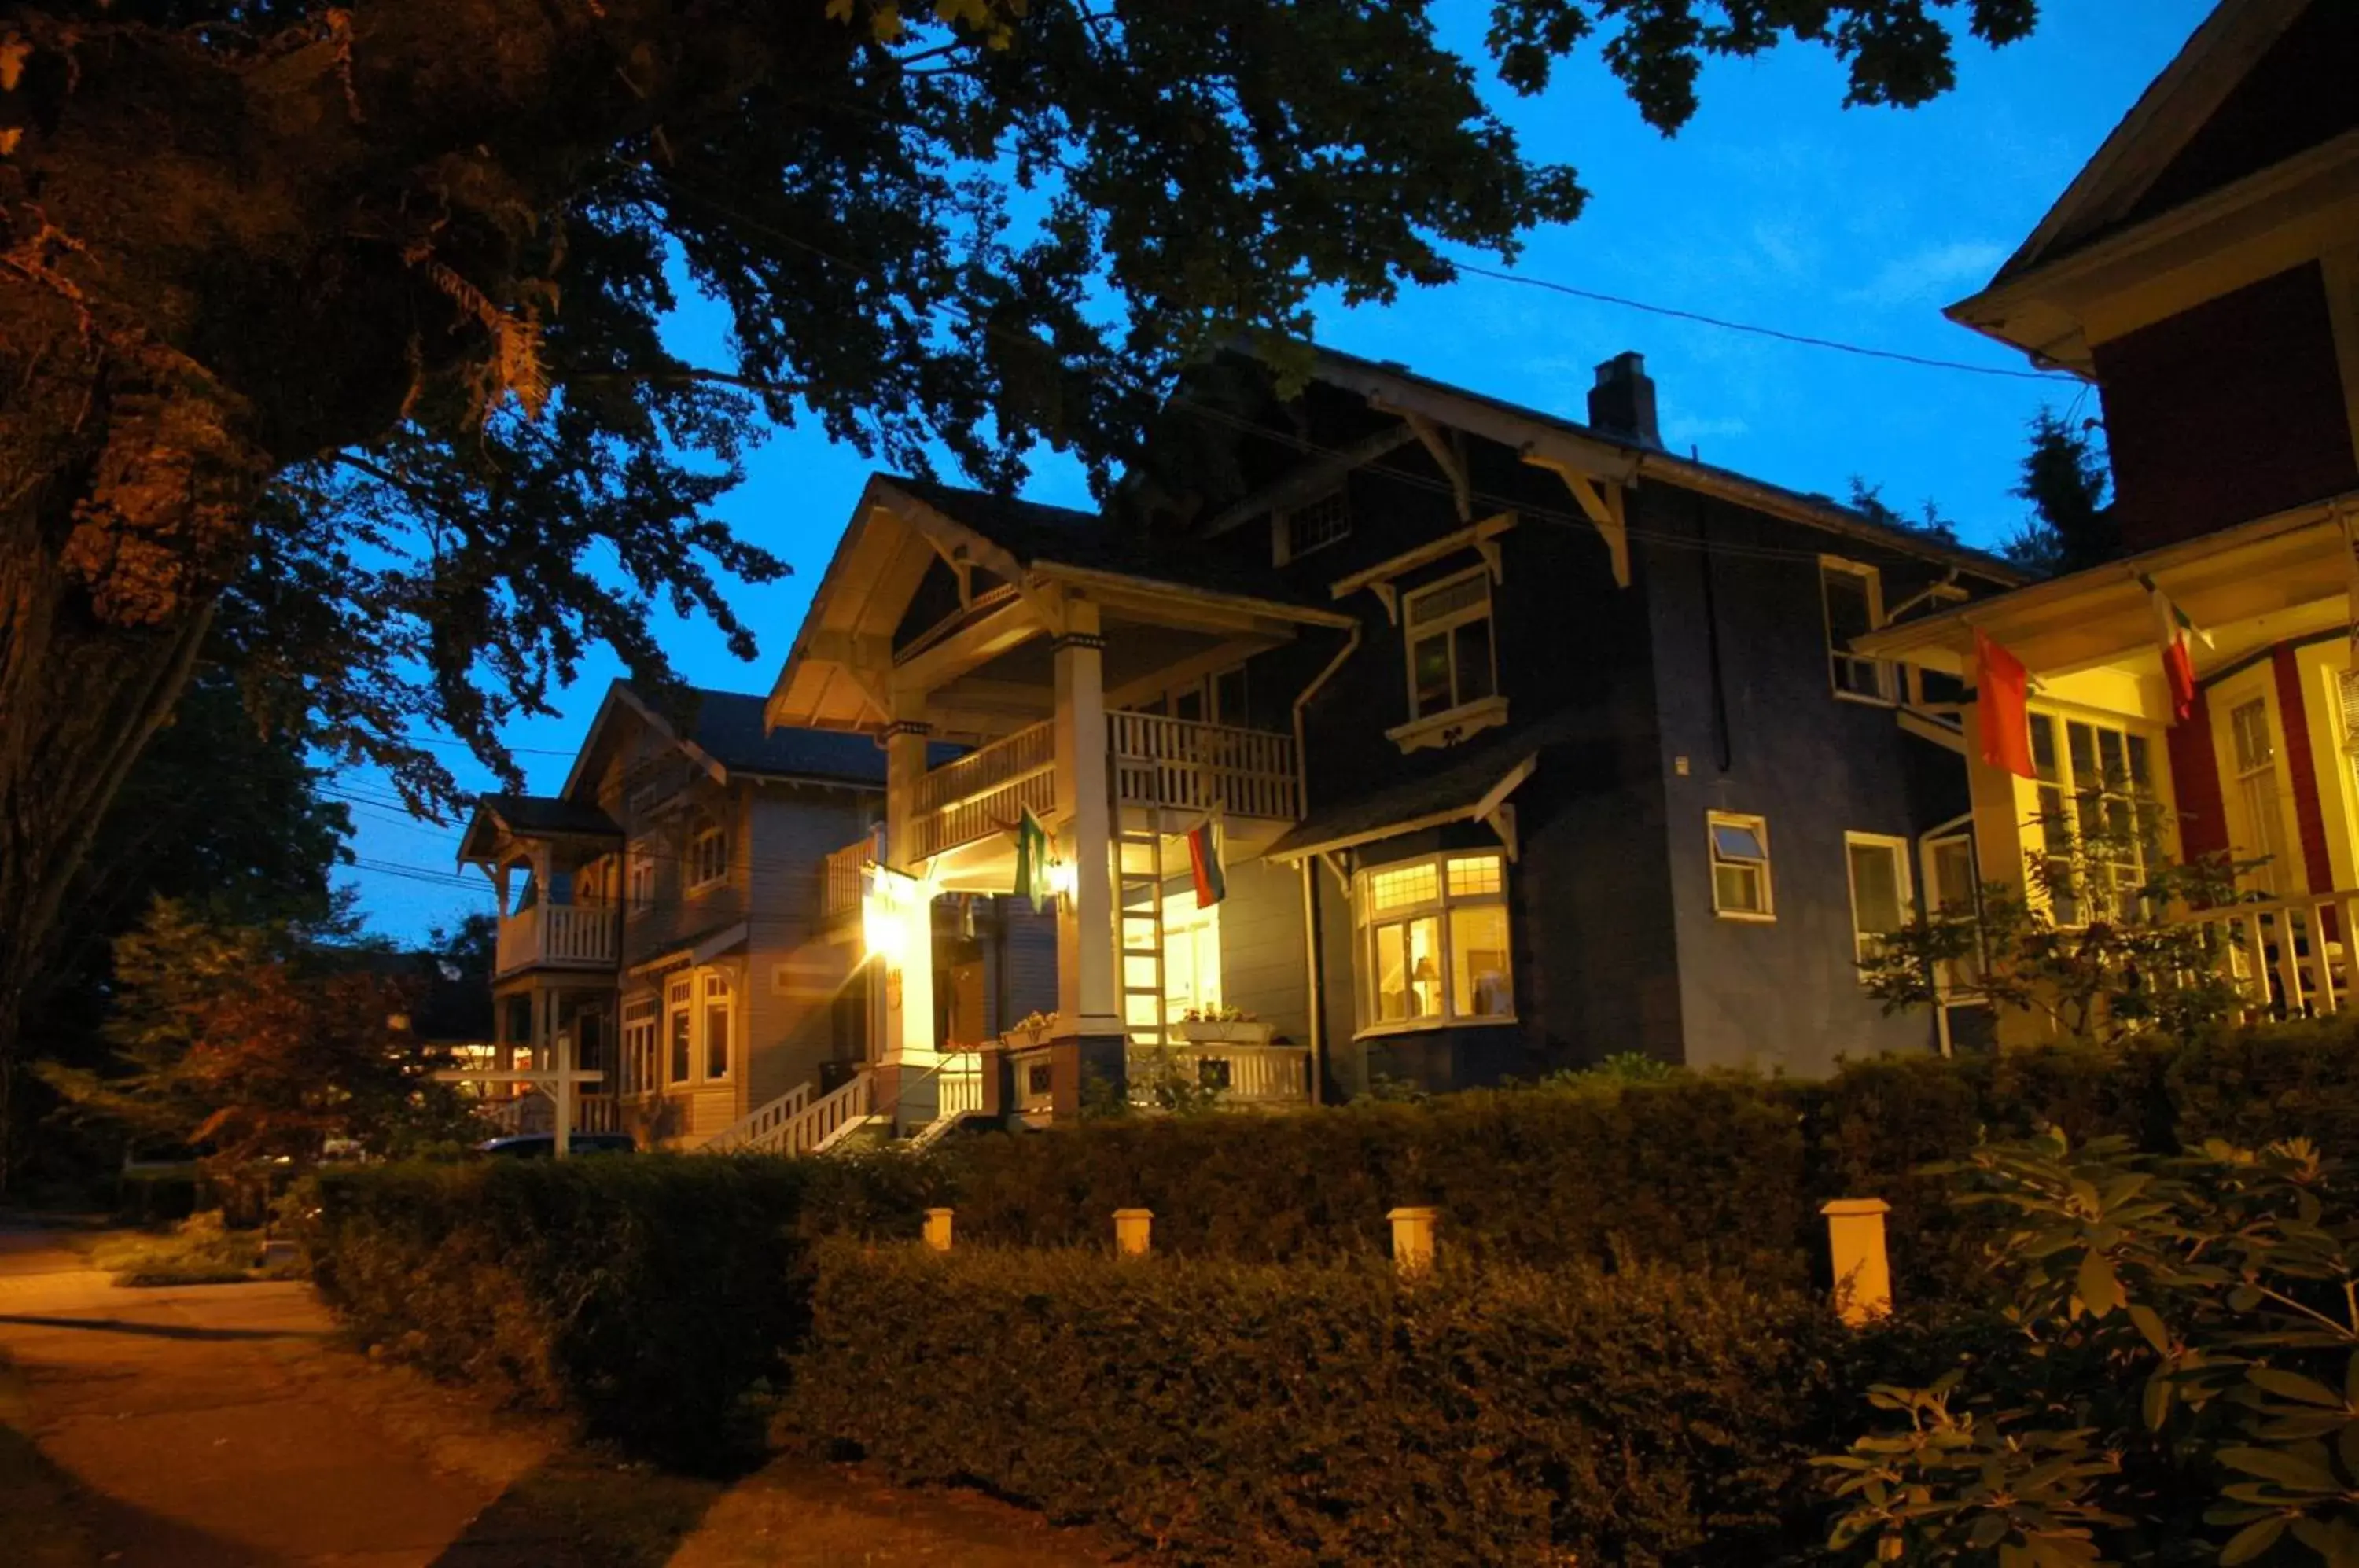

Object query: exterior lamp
[1046,856,1078,904]
[862,863,931,966]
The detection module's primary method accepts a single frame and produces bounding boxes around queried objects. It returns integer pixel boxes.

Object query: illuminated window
[620,997,657,1095]
[1355,852,1512,1028]
[686,816,729,892]
[1843,833,1913,970]
[1821,558,1893,702]
[702,973,732,1080]
[667,976,693,1084]
[1403,569,1496,720]
[2027,712,2158,925]
[1708,812,1773,919]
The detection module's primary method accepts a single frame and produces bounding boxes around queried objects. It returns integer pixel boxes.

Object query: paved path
[0,1224,1110,1567]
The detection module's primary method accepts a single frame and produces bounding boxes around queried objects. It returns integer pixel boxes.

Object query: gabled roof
[458,794,622,866]
[1300,346,2024,583]
[1979,0,2314,290]
[562,679,937,801]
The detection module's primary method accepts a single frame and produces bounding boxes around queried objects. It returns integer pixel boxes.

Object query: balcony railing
[1110,712,1298,821]
[908,719,1057,861]
[2167,887,2358,1022]
[1128,1042,1312,1108]
[822,837,877,920]
[494,902,620,977]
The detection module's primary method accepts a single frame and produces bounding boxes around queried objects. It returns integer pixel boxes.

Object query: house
[457,679,1056,1149]
[767,344,2023,1115]
[1859,0,2359,1036]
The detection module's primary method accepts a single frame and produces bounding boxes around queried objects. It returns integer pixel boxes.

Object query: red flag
[1974,629,2037,779]
[1185,819,1226,908]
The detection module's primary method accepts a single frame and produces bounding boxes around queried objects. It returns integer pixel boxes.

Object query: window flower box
[1174,1018,1275,1046]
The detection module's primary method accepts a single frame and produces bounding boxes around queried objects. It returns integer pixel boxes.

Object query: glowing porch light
[862,863,932,966]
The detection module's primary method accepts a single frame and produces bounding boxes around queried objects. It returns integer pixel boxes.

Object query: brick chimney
[1587,352,1661,447]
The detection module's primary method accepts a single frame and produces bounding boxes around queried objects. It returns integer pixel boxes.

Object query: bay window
[620,996,657,1095]
[667,975,693,1084]
[1357,851,1514,1029]
[703,972,732,1080]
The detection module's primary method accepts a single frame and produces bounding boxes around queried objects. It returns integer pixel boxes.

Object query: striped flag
[1185,815,1226,909]
[2140,574,2209,723]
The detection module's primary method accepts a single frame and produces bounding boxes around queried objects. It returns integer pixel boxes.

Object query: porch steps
[1117,815,1169,1047]
[695,1070,872,1158]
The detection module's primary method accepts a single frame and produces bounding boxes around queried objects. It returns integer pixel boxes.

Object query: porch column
[1051,599,1126,1114]
[880,719,940,1098]
[1962,697,2044,1047]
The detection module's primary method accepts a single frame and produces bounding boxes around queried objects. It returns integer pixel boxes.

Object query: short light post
[1113,1208,1154,1257]
[922,1208,955,1252]
[1387,1206,1439,1278]
[1821,1198,1893,1326]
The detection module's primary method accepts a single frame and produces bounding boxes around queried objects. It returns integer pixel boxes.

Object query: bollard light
[1113,1208,1154,1257]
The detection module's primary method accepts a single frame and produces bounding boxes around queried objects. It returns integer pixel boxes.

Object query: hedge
[302,1154,811,1468]
[789,1239,1861,1567]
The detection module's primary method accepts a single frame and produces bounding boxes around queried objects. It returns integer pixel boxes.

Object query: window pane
[705,1003,729,1078]
[1411,633,1452,715]
[669,1009,690,1083]
[1714,863,1762,914]
[1823,568,1874,643]
[1213,668,1249,727]
[2126,733,2152,790]
[2232,701,2273,773]
[1711,823,1766,860]
[1452,618,1495,701]
[1375,923,1408,1021]
[1848,843,1904,938]
[2097,727,2125,785]
[2066,721,2096,785]
[1451,905,1512,1018]
[1172,686,1205,723]
[2030,714,2059,782]
[1367,863,1439,914]
[1446,856,1502,897]
[1404,916,1442,1018]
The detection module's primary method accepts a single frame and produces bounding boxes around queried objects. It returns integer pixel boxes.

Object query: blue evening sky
[340,0,2214,942]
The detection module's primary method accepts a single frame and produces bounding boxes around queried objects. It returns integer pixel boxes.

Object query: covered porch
[1858,501,2359,1030]
[772,477,1350,1117]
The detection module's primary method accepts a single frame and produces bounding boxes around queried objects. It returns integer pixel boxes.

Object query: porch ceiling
[1855,504,2353,679]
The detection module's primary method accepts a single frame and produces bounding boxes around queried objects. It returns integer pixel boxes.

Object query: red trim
[2167,683,2231,868]
[2273,646,2335,896]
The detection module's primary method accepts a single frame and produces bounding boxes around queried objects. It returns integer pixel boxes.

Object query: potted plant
[1173,1005,1274,1045]
[1001,1010,1058,1050]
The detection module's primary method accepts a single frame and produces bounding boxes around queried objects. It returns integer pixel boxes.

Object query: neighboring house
[458,680,1048,1148]
[1862,0,2359,1036]
[767,344,2022,1116]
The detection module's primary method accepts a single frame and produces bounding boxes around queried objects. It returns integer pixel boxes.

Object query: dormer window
[686,815,729,893]
[1405,569,1496,719]
[1275,488,1351,565]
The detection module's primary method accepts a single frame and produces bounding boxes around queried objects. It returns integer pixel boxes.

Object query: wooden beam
[1525,455,1631,588]
[890,594,1050,699]
[1383,404,1472,522]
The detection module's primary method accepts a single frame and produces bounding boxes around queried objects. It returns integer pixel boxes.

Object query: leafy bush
[790,1239,1858,1567]
[1818,1131,2359,1567]
[302,1155,811,1469]
[91,1210,300,1286]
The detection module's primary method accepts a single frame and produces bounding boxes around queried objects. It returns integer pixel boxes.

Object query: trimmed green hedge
[302,1155,811,1468]
[789,1239,1859,1567]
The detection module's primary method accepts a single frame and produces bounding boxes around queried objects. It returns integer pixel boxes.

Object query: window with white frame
[627,844,655,913]
[1843,833,1913,970]
[1356,851,1513,1029]
[1404,568,1497,720]
[686,816,729,892]
[2027,712,2159,926]
[621,997,657,1095]
[666,975,694,1085]
[2227,696,2292,896]
[1275,488,1352,564]
[1821,558,1893,702]
[1707,812,1774,919]
[702,973,732,1080]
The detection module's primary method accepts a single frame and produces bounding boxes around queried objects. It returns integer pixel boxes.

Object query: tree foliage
[2003,407,2117,578]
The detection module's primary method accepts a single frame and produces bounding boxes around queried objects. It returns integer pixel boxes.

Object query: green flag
[1014,806,1050,912]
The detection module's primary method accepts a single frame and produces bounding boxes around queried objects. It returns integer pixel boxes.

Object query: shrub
[790,1239,1857,1567]
[302,1154,811,1469]
[939,1073,1816,1279]
[91,1209,300,1286]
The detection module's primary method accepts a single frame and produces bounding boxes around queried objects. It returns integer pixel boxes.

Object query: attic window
[1275,489,1351,565]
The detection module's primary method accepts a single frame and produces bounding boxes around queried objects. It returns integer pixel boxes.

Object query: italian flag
[2142,575,2207,723]
[1185,815,1226,909]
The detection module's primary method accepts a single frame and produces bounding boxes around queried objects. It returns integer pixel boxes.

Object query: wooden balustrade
[1127,1043,1311,1107]
[822,837,877,919]
[698,1080,814,1154]
[908,720,1058,860]
[1108,712,1298,821]
[2168,888,2359,1022]
[492,902,619,977]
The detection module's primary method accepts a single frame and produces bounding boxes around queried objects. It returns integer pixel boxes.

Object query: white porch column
[1050,601,1125,1115]
[881,718,940,1073]
[1963,696,2045,1047]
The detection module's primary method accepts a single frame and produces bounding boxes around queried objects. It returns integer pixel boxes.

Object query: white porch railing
[1109,712,1299,821]
[494,902,620,976]
[937,1051,985,1117]
[697,1080,814,1154]
[909,720,1056,859]
[2169,888,2358,1021]
[1127,1043,1311,1108]
[822,837,876,920]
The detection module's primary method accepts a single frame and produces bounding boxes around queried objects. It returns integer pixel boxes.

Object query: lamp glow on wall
[862,863,933,967]
[1046,854,1077,905]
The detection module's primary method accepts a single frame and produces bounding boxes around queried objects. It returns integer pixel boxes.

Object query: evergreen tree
[2002,407,2116,577]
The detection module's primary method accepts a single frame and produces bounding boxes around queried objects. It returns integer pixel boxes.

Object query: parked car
[474,1132,638,1158]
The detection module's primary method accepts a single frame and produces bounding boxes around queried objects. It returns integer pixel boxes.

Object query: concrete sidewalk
[0,1223,1111,1567]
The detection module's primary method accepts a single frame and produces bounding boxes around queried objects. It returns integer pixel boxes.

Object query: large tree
[0,2,2038,1082]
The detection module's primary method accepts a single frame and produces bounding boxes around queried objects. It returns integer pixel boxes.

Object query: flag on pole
[1973,628,2037,780]
[1185,815,1227,909]
[2140,574,2206,723]
[1013,806,1051,913]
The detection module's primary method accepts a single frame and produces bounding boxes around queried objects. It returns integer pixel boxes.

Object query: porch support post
[881,717,941,1105]
[1051,598,1126,1114]
[552,1008,576,1159]
[1963,696,2044,1047]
